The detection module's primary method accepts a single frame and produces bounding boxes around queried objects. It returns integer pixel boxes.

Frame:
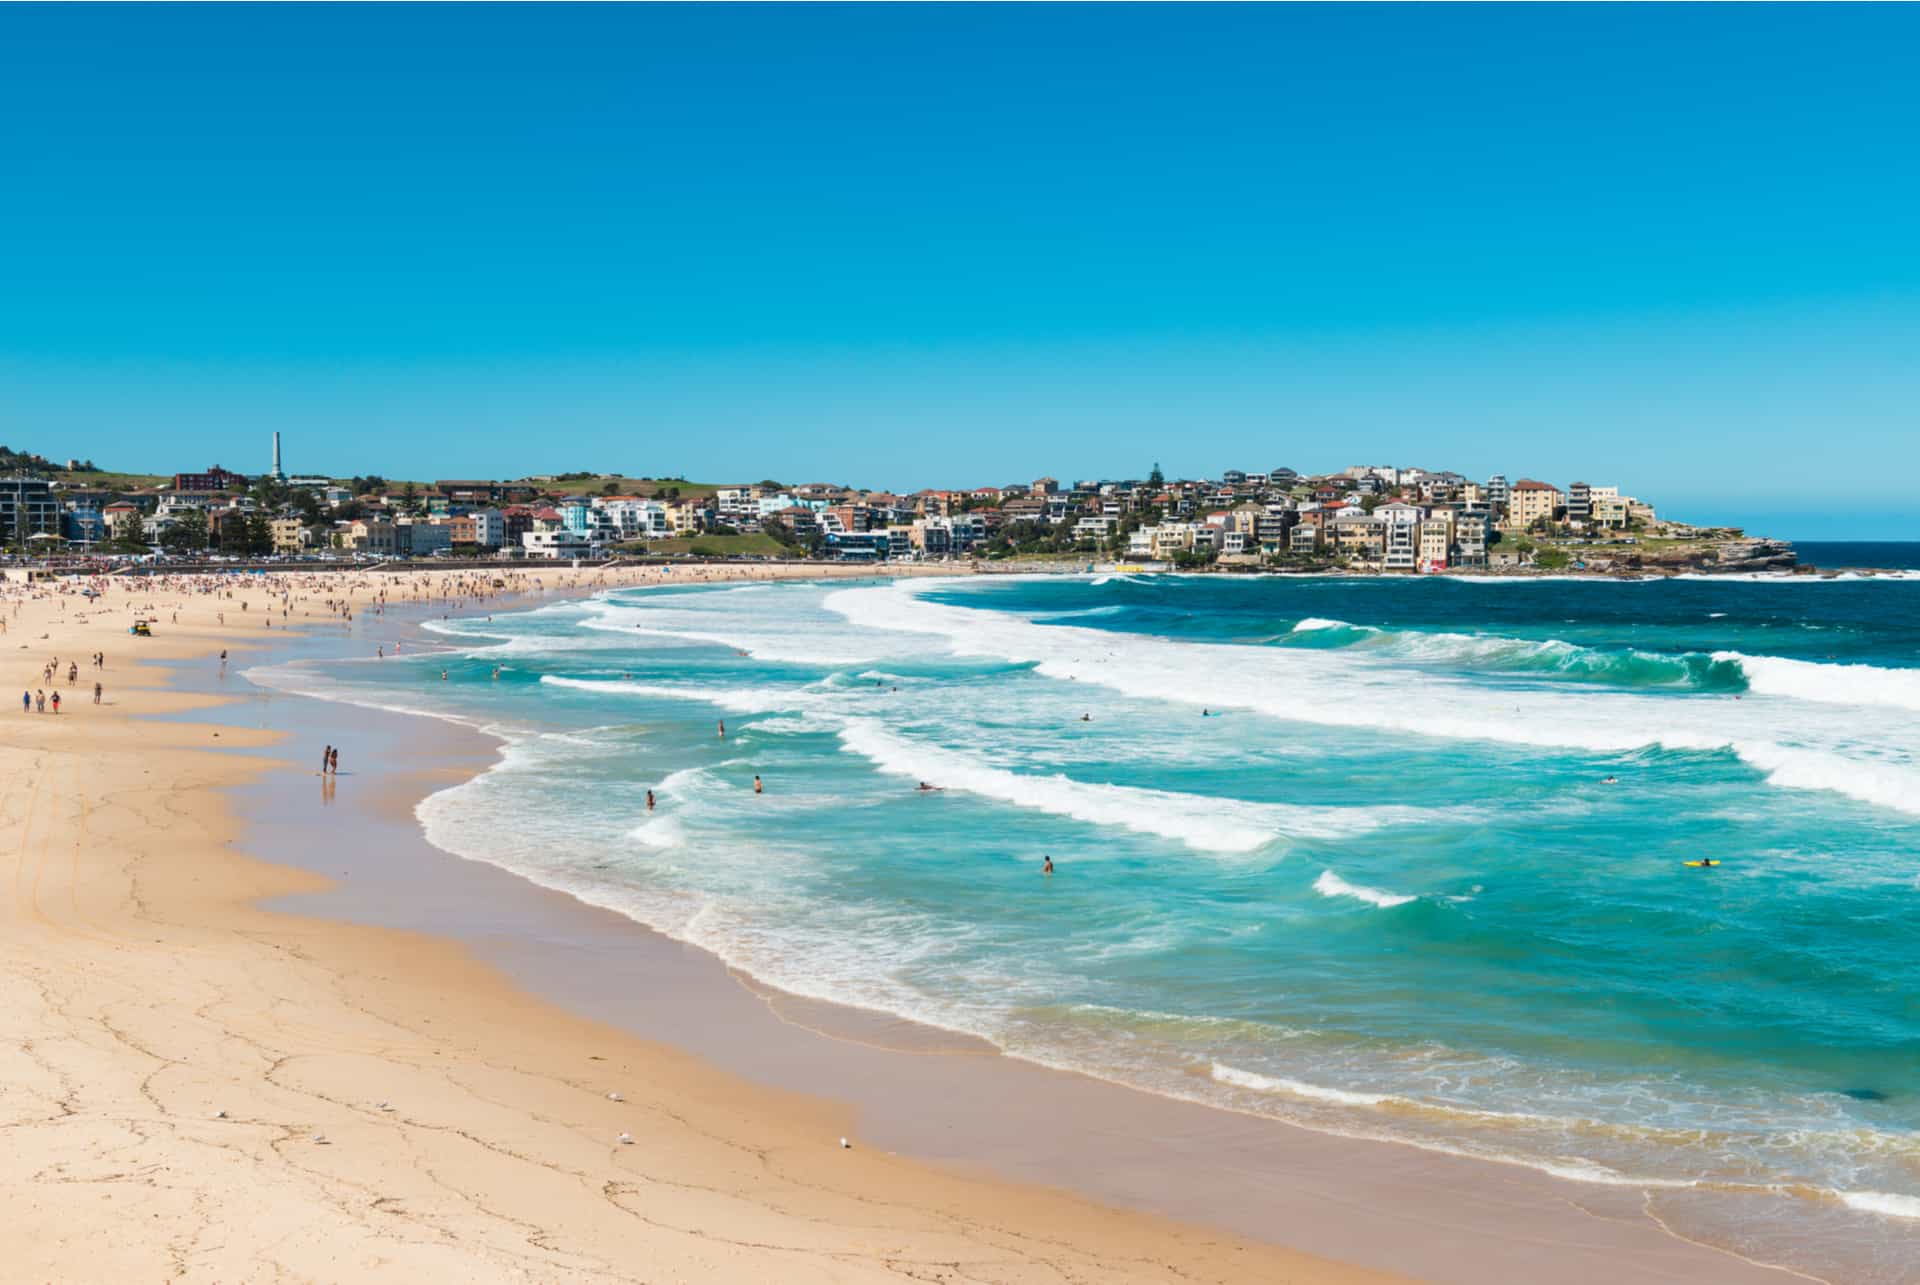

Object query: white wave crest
[1313,869,1416,908]
[1211,1061,1391,1106]
[1840,1190,1920,1220]
[1724,652,1920,715]
[540,674,816,715]
[837,719,1416,854]
[825,581,1920,821]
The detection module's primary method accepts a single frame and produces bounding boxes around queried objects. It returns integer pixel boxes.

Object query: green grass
[633,533,793,557]
[50,470,167,489]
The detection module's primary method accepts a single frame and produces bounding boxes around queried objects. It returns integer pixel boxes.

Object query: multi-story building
[1593,493,1633,528]
[1331,511,1386,563]
[1382,509,1421,571]
[1453,512,1488,567]
[1508,479,1561,528]
[398,519,453,557]
[1484,474,1510,511]
[521,528,594,558]
[270,517,316,554]
[0,477,60,544]
[341,518,397,554]
[103,502,143,541]
[1566,481,1592,523]
[172,465,249,493]
[1418,518,1453,573]
[62,498,106,544]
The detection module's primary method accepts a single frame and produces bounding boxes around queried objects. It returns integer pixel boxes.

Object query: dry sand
[0,562,1398,1283]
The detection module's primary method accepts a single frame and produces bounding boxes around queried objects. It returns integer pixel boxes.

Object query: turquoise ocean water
[257,561,1920,1279]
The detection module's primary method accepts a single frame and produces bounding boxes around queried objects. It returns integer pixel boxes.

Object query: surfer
[1601,775,1618,784]
[916,781,942,792]
[1080,713,1091,722]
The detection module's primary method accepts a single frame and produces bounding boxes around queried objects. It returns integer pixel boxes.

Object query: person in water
[1042,855,1054,876]
[1602,775,1618,784]
[753,775,763,794]
[1080,713,1091,722]
[646,789,655,811]
[717,719,725,739]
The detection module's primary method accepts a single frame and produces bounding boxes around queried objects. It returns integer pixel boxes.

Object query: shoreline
[0,564,1400,1284]
[227,572,1809,1281]
[0,563,1829,1281]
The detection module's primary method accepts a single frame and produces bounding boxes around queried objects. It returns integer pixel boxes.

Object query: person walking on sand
[49,691,58,714]
[21,691,29,713]
[35,690,44,713]
[93,681,101,705]
[322,744,333,775]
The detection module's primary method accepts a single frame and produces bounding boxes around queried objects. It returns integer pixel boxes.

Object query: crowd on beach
[3,558,946,734]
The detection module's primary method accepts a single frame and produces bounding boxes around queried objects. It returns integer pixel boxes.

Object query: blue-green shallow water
[252,571,1920,1280]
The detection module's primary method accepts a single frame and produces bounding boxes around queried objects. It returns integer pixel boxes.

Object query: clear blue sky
[2,5,1915,537]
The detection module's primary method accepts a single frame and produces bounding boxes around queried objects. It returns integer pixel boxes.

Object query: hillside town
[0,436,1793,574]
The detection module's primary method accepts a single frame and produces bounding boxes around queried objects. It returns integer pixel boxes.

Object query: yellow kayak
[1684,860,1721,868]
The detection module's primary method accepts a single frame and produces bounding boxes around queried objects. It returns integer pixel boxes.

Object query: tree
[1148,462,1165,487]
[244,512,275,556]
[164,508,209,553]
[398,482,423,516]
[291,488,324,524]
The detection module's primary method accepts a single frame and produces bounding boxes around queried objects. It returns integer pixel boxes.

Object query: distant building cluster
[0,435,1678,571]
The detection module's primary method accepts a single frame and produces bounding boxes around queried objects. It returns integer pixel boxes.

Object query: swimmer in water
[717,719,725,739]
[646,789,655,811]
[1602,775,1618,784]
[753,775,763,794]
[916,781,942,792]
[1080,713,1091,722]
[1042,855,1053,876]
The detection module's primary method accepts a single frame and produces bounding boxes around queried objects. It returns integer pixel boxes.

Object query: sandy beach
[0,562,1810,1283]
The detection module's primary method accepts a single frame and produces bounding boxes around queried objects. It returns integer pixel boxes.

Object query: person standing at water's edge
[322,744,333,775]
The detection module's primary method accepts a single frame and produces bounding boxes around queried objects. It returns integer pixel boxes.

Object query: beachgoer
[20,691,28,713]
[646,789,655,811]
[323,744,333,775]
[49,691,59,714]
[329,747,339,775]
[1042,856,1054,876]
[753,775,763,794]
[93,682,101,705]
[1081,713,1091,722]
[717,719,725,739]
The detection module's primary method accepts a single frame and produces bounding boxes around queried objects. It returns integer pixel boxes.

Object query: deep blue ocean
[258,563,1920,1280]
